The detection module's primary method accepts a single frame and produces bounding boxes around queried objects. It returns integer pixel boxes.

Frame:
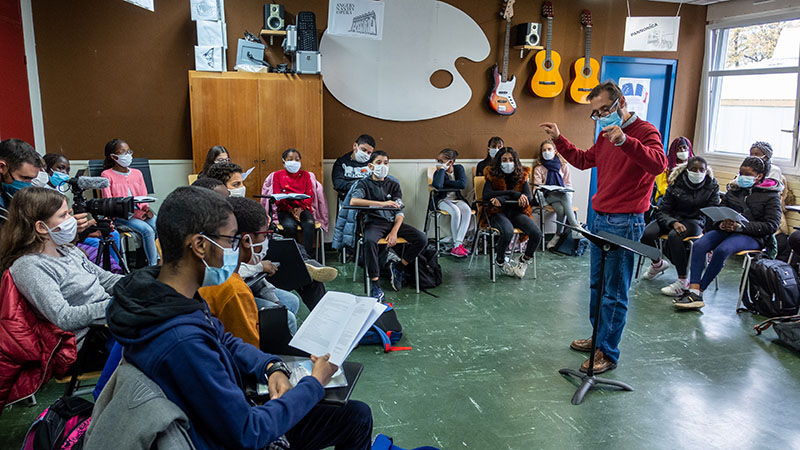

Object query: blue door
[585,56,678,226]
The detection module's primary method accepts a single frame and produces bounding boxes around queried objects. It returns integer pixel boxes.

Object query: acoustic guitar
[530,1,563,98]
[488,0,517,115]
[568,10,600,104]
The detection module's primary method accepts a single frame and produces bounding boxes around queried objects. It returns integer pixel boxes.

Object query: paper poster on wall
[191,0,220,21]
[124,0,154,11]
[619,77,650,121]
[197,20,224,47]
[623,17,680,52]
[327,0,385,40]
[195,46,223,71]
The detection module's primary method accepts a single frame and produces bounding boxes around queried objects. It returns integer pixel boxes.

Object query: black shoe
[389,261,404,291]
[673,291,705,310]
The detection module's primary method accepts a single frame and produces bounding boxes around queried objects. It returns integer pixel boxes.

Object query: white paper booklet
[289,292,387,366]
[271,193,311,201]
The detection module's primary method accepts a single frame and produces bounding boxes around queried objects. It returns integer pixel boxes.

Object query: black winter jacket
[719,184,782,248]
[656,166,720,229]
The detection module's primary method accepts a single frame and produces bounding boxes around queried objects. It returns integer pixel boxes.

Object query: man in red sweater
[540,81,666,373]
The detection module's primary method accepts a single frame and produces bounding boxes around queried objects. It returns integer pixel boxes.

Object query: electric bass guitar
[530,1,563,98]
[568,10,600,104]
[488,0,517,115]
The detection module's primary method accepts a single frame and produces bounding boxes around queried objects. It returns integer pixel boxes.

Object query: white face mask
[228,186,246,197]
[372,164,390,179]
[501,162,515,174]
[354,148,371,163]
[542,151,555,161]
[31,171,50,188]
[676,151,689,161]
[436,161,448,170]
[687,170,706,185]
[284,160,301,174]
[114,153,133,168]
[247,236,269,265]
[489,147,500,158]
[46,216,78,245]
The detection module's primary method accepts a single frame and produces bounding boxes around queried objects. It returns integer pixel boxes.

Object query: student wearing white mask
[101,139,159,266]
[331,134,376,198]
[653,137,693,205]
[482,147,541,278]
[206,161,246,198]
[532,139,580,249]
[476,136,504,178]
[640,157,720,296]
[0,187,123,348]
[432,148,472,258]
[269,149,317,256]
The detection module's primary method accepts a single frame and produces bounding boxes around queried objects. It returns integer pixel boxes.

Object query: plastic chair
[636,233,703,279]
[423,166,475,253]
[188,173,198,184]
[733,249,764,311]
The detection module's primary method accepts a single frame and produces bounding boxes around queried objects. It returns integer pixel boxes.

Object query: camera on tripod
[67,176,135,220]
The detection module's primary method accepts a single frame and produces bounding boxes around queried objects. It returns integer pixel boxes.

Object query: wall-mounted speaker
[515,23,541,47]
[264,4,285,31]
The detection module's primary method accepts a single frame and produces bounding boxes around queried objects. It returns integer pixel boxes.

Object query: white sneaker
[546,234,561,250]
[513,257,531,278]
[643,260,671,280]
[661,279,688,296]
[501,261,517,277]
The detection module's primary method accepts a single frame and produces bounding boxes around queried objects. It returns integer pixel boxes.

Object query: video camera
[67,175,135,220]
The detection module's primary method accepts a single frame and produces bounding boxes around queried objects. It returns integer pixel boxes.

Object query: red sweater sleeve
[554,135,597,170]
[617,126,667,176]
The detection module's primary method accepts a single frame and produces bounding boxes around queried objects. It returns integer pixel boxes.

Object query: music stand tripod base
[554,222,656,405]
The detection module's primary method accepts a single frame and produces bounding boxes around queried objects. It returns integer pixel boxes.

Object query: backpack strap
[754,315,800,335]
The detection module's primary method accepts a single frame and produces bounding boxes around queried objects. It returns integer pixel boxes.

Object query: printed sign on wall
[328,0,385,40]
[619,77,651,121]
[624,17,680,52]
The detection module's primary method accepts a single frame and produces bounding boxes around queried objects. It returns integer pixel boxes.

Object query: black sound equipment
[515,22,541,47]
[296,11,318,51]
[264,4,285,31]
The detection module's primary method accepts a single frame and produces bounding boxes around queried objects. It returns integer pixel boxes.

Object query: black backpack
[408,245,442,289]
[743,257,800,317]
[553,230,590,257]
[21,396,93,450]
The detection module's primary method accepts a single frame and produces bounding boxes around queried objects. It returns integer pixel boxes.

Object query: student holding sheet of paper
[532,138,580,249]
[106,186,373,450]
[675,157,782,310]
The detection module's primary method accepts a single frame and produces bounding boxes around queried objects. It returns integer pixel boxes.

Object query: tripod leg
[594,376,634,391]
[571,376,596,405]
[108,240,129,274]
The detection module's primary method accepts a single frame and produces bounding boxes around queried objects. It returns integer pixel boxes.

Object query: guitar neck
[584,26,591,70]
[502,18,511,82]
[545,17,553,62]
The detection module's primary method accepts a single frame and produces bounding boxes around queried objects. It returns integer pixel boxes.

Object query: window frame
[696,12,800,175]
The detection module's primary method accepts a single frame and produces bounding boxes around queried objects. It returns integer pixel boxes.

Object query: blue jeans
[689,230,760,290]
[589,212,645,363]
[254,287,300,334]
[116,215,158,266]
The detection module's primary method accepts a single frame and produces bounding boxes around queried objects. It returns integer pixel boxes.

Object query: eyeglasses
[214,158,231,163]
[116,150,133,156]
[590,98,620,121]
[202,233,242,251]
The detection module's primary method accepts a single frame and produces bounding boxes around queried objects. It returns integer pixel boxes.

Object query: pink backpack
[21,396,93,450]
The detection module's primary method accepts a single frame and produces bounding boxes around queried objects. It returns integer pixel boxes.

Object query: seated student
[532,138,580,249]
[192,175,231,197]
[641,157,720,296]
[267,149,318,256]
[106,186,373,450]
[199,197,299,343]
[674,157,781,310]
[483,147,542,278]
[350,151,427,300]
[198,145,230,177]
[0,139,43,226]
[432,148,472,258]
[332,134,375,198]
[0,187,122,348]
[476,136,504,178]
[206,161,246,197]
[749,141,783,189]
[43,153,71,191]
[101,139,159,266]
[653,137,693,204]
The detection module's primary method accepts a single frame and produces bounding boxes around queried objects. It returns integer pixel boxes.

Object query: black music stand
[556,221,660,405]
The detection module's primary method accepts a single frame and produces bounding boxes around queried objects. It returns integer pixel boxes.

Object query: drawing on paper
[349,11,378,36]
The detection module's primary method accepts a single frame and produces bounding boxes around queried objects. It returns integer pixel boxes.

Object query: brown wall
[32,0,706,161]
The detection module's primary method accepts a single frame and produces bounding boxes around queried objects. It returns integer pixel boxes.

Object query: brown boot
[570,337,593,352]
[579,350,617,374]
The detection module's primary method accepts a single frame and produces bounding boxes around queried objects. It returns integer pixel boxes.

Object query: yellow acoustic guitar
[530,1,563,98]
[568,10,600,104]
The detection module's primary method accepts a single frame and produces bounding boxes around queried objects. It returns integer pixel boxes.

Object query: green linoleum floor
[3,250,800,449]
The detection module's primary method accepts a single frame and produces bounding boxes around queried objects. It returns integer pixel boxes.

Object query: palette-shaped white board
[320,0,490,122]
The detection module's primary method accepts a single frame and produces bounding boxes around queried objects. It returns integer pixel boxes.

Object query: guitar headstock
[581,10,592,27]
[542,1,553,19]
[501,0,516,21]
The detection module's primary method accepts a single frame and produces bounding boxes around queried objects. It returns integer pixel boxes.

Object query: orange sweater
[199,273,259,347]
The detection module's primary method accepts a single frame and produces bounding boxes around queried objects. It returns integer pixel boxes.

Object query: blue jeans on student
[254,288,300,334]
[116,215,158,266]
[589,212,645,364]
[689,230,760,291]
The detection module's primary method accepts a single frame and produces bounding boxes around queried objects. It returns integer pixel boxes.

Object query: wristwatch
[266,361,292,379]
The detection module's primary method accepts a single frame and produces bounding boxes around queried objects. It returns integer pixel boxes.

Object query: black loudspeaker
[264,4,285,31]
[296,11,318,51]
[515,22,541,47]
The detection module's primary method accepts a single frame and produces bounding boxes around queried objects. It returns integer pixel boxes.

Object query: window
[702,17,800,165]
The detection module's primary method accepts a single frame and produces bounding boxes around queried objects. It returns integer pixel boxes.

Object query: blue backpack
[359,304,411,353]
[372,434,440,450]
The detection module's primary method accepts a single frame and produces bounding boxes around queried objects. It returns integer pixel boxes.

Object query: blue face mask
[50,171,70,190]
[2,177,31,197]
[201,235,240,287]
[597,110,623,129]
[737,175,756,189]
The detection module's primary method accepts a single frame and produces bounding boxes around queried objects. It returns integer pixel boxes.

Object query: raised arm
[616,126,667,175]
